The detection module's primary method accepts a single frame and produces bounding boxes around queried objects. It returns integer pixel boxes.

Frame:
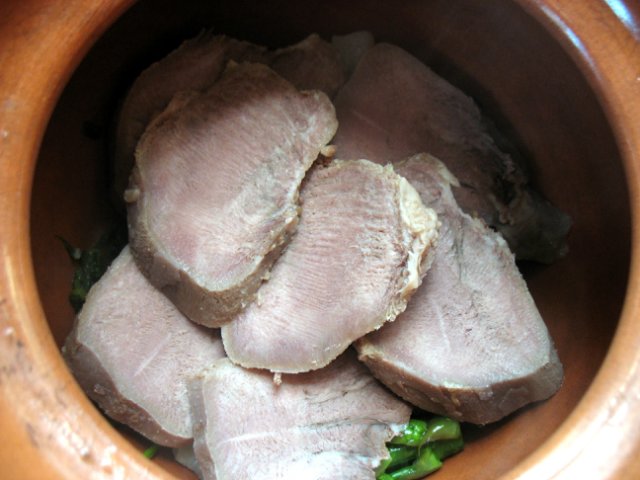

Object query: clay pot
[1,0,639,478]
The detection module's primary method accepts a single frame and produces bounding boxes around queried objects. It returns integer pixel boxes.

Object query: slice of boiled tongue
[332,42,571,264]
[113,32,346,208]
[221,159,438,373]
[356,154,564,425]
[127,62,338,327]
[63,246,225,447]
[189,351,411,480]
[112,33,269,206]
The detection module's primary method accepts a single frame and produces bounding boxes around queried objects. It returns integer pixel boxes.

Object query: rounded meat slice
[222,159,439,373]
[356,154,564,425]
[63,247,225,447]
[189,351,411,480]
[127,62,338,327]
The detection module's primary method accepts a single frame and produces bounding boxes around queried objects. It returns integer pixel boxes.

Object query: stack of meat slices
[64,31,565,480]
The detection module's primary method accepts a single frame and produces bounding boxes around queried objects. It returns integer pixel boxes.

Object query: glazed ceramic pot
[1,0,639,478]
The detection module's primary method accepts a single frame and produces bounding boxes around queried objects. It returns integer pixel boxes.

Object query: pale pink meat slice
[222,159,438,373]
[189,351,411,480]
[63,247,225,447]
[269,33,345,98]
[112,33,269,204]
[127,62,338,327]
[333,42,570,263]
[356,154,564,425]
[113,33,345,206]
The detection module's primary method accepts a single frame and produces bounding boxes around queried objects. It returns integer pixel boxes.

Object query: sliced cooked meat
[113,33,344,207]
[356,154,563,425]
[113,33,268,205]
[331,31,375,78]
[333,43,571,263]
[189,351,411,480]
[222,159,439,373]
[127,62,338,327]
[63,247,225,447]
[269,33,345,98]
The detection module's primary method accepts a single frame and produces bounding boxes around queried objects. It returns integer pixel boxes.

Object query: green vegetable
[376,416,464,479]
[60,222,127,312]
[388,446,419,469]
[388,419,428,447]
[430,437,464,460]
[386,447,442,480]
[376,457,394,477]
[143,444,159,459]
[376,446,419,476]
[425,417,462,443]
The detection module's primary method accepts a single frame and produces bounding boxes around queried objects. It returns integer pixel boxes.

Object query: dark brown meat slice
[112,33,344,206]
[63,247,225,447]
[221,159,439,373]
[189,351,411,480]
[127,63,338,327]
[356,154,563,425]
[333,43,571,263]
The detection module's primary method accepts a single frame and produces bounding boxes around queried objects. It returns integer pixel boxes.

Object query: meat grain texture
[113,32,345,205]
[127,62,338,327]
[356,154,563,425]
[189,352,411,480]
[63,247,226,446]
[333,43,571,263]
[222,159,439,373]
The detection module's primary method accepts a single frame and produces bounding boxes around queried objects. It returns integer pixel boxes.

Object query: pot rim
[0,0,638,478]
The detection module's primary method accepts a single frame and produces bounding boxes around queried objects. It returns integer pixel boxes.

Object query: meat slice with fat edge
[222,159,439,373]
[127,62,338,327]
[333,42,571,264]
[356,154,563,425]
[189,351,412,480]
[63,246,226,447]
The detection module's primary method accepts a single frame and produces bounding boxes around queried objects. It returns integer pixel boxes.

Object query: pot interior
[30,0,630,478]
